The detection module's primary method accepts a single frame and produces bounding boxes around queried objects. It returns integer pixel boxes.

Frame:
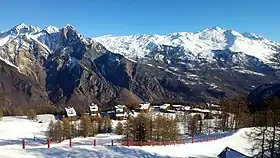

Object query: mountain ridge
[0,23,279,109]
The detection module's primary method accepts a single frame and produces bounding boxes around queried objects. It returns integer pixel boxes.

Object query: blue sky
[0,0,279,41]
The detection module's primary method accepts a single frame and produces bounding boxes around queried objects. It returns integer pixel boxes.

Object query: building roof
[65,107,77,117]
[116,112,128,117]
[89,103,98,112]
[91,113,99,117]
[171,104,184,108]
[107,110,115,114]
[183,106,191,111]
[140,102,151,110]
[218,147,249,158]
[207,103,220,107]
[115,105,126,109]
[116,108,124,113]
[187,108,210,113]
[160,103,170,110]
[116,113,124,117]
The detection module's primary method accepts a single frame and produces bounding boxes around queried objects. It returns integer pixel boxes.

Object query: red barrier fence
[47,139,50,148]
[21,132,233,149]
[120,136,219,147]
[22,139,25,149]
[69,138,72,148]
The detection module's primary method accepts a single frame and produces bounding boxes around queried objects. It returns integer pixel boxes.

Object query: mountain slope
[0,23,279,109]
[247,83,280,110]
[95,27,280,64]
[0,59,48,109]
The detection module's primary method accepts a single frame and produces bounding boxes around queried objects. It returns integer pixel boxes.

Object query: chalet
[190,108,210,114]
[64,107,77,121]
[107,110,115,119]
[182,106,191,111]
[152,105,161,112]
[115,105,127,120]
[171,104,185,111]
[128,110,138,117]
[139,102,151,113]
[184,107,210,114]
[89,103,99,118]
[160,104,176,113]
[218,147,249,158]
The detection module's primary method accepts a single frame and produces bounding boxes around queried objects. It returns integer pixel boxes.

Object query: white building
[160,103,171,112]
[115,105,127,120]
[64,107,77,121]
[89,103,99,117]
[171,104,184,111]
[139,102,151,112]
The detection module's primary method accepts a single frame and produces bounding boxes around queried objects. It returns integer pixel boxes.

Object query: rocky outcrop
[0,60,48,109]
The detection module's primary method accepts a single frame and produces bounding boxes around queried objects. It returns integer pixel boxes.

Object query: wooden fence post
[94,139,96,146]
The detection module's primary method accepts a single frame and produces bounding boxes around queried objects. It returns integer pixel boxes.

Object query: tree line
[46,115,112,142]
[115,113,179,142]
[0,107,37,121]
[246,97,280,158]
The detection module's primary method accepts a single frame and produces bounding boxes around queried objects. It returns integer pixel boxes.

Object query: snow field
[0,115,255,158]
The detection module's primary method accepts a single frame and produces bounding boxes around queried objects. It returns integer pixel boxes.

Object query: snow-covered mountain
[0,23,279,108]
[95,27,280,64]
[1,24,280,70]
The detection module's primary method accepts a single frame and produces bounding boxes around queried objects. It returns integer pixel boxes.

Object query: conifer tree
[124,116,134,140]
[0,109,3,121]
[183,113,191,134]
[62,117,71,139]
[104,116,112,133]
[11,107,24,116]
[115,122,124,135]
[134,113,149,141]
[154,115,164,141]
[70,122,78,138]
[188,114,200,136]
[27,109,37,120]
[46,120,54,140]
[96,116,105,133]
[54,120,64,142]
[80,115,93,137]
[92,121,98,136]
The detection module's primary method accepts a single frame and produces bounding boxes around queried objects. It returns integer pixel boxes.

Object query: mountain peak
[43,25,59,34]
[203,26,226,32]
[8,23,40,36]
[63,24,75,30]
[13,23,28,29]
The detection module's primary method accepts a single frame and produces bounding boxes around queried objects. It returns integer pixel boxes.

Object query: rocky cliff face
[0,23,279,109]
[0,60,48,109]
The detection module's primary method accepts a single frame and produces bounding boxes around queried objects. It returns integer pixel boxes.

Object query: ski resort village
[1,0,280,157]
[0,100,265,158]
